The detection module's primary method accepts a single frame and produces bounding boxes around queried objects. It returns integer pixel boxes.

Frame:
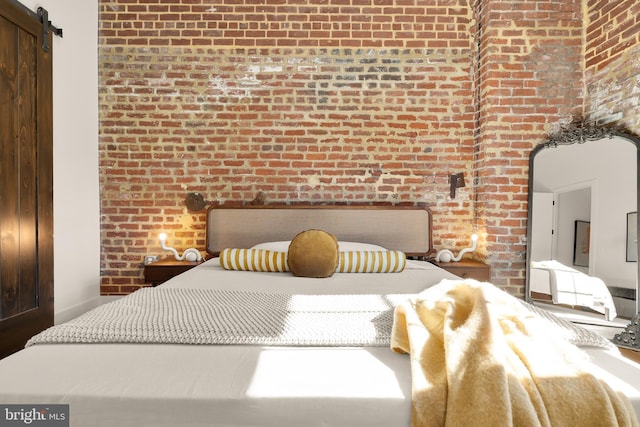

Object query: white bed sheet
[161,257,451,294]
[0,259,455,427]
[584,347,640,416]
[1,259,639,426]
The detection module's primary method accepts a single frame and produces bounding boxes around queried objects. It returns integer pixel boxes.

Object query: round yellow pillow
[287,229,339,278]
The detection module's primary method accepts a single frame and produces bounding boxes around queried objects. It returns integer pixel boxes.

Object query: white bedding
[0,259,454,427]
[162,257,445,294]
[1,259,639,426]
[531,260,618,320]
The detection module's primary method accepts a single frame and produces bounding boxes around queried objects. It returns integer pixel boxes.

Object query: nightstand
[430,259,491,282]
[144,257,203,286]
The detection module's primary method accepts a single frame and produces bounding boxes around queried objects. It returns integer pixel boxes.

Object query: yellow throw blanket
[391,279,638,427]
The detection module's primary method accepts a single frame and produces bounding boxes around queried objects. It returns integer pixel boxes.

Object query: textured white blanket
[27,288,404,347]
[26,287,614,351]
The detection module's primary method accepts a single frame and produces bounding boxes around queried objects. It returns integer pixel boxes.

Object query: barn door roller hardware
[37,7,63,53]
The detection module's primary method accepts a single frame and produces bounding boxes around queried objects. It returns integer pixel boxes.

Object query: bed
[530,260,618,320]
[0,205,639,427]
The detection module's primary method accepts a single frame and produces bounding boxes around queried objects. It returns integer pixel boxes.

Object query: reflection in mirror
[526,128,640,348]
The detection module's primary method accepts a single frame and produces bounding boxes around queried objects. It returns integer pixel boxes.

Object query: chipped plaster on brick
[586,44,640,130]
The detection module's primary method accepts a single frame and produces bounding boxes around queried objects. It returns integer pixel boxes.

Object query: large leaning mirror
[525,126,640,349]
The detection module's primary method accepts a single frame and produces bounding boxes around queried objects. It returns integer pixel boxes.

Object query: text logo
[0,405,68,427]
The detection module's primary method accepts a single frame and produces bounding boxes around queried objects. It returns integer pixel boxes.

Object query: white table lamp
[435,233,478,263]
[159,232,202,262]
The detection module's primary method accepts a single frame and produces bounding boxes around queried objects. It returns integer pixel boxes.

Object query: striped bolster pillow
[219,248,289,272]
[220,248,406,273]
[336,250,406,273]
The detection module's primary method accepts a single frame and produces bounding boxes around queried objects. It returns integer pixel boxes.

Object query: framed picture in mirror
[627,212,637,262]
[573,220,590,267]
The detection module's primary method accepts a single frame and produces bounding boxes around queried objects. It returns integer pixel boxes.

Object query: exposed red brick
[97,0,638,296]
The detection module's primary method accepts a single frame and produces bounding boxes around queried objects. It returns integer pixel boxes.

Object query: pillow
[336,250,406,273]
[220,247,404,274]
[251,241,291,252]
[287,229,339,278]
[252,240,387,252]
[338,242,387,252]
[219,248,289,272]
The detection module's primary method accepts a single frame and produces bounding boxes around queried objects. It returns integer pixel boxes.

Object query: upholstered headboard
[206,205,433,257]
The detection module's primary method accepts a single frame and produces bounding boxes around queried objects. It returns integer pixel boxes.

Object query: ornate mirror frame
[525,125,640,350]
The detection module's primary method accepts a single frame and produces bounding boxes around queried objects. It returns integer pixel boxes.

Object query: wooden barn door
[0,0,54,359]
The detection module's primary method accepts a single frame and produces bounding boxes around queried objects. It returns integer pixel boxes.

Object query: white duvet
[0,259,453,427]
[1,259,639,427]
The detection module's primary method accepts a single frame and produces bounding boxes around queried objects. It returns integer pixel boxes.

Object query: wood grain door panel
[0,0,54,359]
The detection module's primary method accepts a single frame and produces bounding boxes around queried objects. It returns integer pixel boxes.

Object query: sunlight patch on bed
[599,373,640,399]
[583,349,640,400]
[246,348,406,399]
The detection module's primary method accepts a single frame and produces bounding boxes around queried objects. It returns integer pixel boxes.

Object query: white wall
[20,0,101,323]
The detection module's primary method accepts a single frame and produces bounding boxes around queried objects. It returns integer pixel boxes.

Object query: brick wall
[585,0,640,130]
[98,0,479,294]
[474,0,584,293]
[98,0,612,296]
